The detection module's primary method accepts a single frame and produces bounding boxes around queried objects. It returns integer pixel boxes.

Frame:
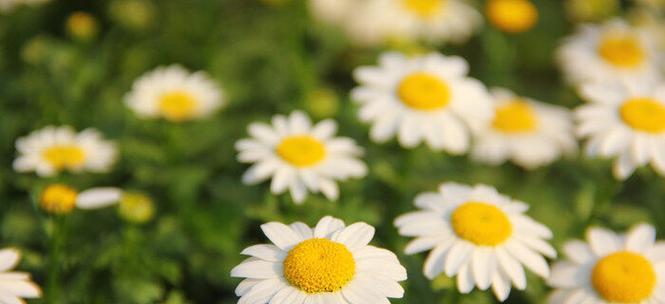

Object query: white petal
[238,278,286,304]
[562,241,595,265]
[625,224,656,253]
[313,216,345,238]
[269,286,306,304]
[75,188,123,209]
[289,222,313,240]
[231,260,282,279]
[505,241,550,278]
[444,241,473,277]
[472,248,494,290]
[261,222,303,250]
[456,263,474,294]
[587,227,621,256]
[334,223,375,251]
[491,271,512,302]
[0,250,20,272]
[496,247,526,290]
[241,245,287,262]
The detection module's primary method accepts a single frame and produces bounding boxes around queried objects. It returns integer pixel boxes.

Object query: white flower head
[557,19,662,85]
[40,184,124,214]
[548,224,665,304]
[472,88,577,169]
[125,65,224,122]
[13,126,117,177]
[0,248,41,303]
[236,111,367,204]
[342,0,482,47]
[575,80,665,179]
[231,216,407,303]
[309,0,355,26]
[395,183,556,301]
[352,52,493,153]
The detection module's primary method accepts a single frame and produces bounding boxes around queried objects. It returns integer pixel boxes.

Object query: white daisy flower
[0,248,41,303]
[124,65,224,122]
[394,182,556,301]
[231,216,407,303]
[13,126,117,177]
[351,52,493,153]
[309,0,354,26]
[471,88,577,169]
[557,19,662,85]
[39,184,124,215]
[236,111,367,204]
[548,224,665,304]
[343,0,482,47]
[575,80,665,179]
[0,0,50,13]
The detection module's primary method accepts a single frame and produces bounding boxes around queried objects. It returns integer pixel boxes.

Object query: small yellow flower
[118,192,155,224]
[66,11,98,41]
[40,184,78,215]
[486,0,538,33]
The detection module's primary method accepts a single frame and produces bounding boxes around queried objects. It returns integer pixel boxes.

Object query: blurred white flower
[548,224,665,304]
[236,111,367,204]
[575,80,665,179]
[125,65,224,122]
[557,19,662,85]
[0,0,50,13]
[0,248,41,303]
[40,184,124,214]
[395,183,556,301]
[351,52,492,153]
[472,88,577,169]
[231,216,407,303]
[13,126,117,177]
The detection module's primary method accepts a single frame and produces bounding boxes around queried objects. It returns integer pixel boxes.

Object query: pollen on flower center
[276,135,326,167]
[597,34,645,68]
[619,97,665,133]
[492,99,538,133]
[42,145,86,169]
[283,238,356,294]
[159,91,198,122]
[451,202,513,246]
[402,0,443,18]
[40,184,78,215]
[398,73,451,111]
[591,251,656,303]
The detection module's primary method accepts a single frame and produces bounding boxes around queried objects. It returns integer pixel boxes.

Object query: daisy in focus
[472,88,577,169]
[231,216,407,303]
[124,65,224,122]
[394,183,556,301]
[575,80,665,179]
[0,248,41,303]
[351,52,493,153]
[13,126,117,177]
[557,19,661,85]
[548,224,665,304]
[236,111,367,204]
[39,184,124,215]
[342,0,482,47]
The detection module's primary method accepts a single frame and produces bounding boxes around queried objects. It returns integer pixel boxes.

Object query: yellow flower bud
[66,11,98,41]
[118,192,155,224]
[486,0,539,33]
[40,184,78,215]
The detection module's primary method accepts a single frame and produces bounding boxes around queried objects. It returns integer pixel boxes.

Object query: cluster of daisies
[3,0,665,304]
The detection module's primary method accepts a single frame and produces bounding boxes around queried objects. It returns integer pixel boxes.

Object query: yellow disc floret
[40,184,78,215]
[591,251,656,303]
[492,99,538,133]
[398,73,451,111]
[42,145,86,170]
[276,135,326,167]
[159,91,198,122]
[487,0,539,33]
[597,34,645,68]
[283,238,356,293]
[451,202,513,246]
[402,0,443,18]
[620,97,665,133]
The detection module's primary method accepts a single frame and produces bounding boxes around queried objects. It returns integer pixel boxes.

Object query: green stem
[46,216,66,304]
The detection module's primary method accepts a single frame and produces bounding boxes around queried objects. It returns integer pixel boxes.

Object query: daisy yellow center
[620,97,665,133]
[159,91,198,122]
[40,184,78,215]
[451,202,513,246]
[283,238,356,294]
[402,0,443,18]
[42,145,86,170]
[597,34,645,68]
[492,100,538,133]
[398,73,451,111]
[487,0,539,33]
[591,251,656,303]
[276,135,326,167]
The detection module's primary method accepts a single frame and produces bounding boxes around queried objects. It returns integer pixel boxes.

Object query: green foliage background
[0,0,663,303]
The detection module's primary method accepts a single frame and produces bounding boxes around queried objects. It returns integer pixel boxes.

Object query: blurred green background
[0,0,663,303]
